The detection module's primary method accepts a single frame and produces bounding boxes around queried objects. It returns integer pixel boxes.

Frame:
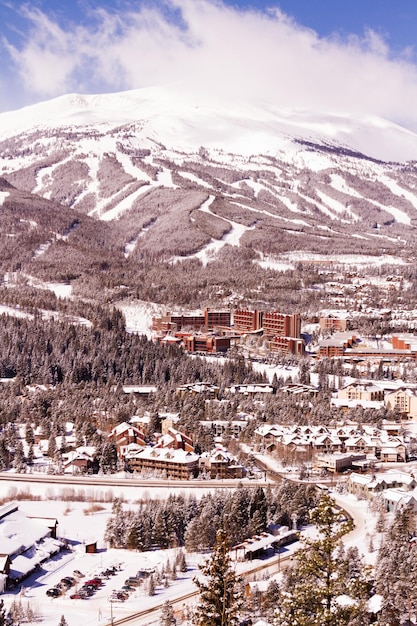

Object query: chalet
[154,427,194,452]
[200,447,244,479]
[380,441,406,463]
[108,421,146,455]
[254,422,408,465]
[176,382,220,398]
[346,471,417,500]
[382,489,417,513]
[63,446,97,474]
[338,382,384,402]
[199,419,249,439]
[277,383,318,397]
[229,383,274,396]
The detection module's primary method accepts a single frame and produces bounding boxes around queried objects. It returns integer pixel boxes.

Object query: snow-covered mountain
[1,84,417,275]
[2,85,417,162]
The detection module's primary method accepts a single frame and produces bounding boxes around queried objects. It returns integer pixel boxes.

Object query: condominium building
[233,309,263,332]
[262,312,301,339]
[204,309,231,329]
[270,336,305,355]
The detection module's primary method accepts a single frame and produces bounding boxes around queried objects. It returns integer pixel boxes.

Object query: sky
[1,0,417,131]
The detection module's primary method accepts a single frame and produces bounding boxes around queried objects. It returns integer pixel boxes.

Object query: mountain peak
[0,85,417,162]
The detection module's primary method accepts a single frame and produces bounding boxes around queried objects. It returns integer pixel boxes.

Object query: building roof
[125,447,199,464]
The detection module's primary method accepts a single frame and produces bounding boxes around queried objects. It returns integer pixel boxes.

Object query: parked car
[88,577,102,585]
[80,585,96,596]
[125,577,141,586]
[46,588,61,598]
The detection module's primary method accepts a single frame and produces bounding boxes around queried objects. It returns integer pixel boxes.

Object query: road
[0,471,267,490]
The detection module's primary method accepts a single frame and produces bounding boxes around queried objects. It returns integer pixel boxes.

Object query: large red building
[270,336,305,355]
[263,312,301,338]
[204,309,231,329]
[233,309,263,332]
[184,335,231,353]
[152,309,230,334]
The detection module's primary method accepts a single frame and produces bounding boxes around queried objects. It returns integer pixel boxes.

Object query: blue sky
[1,0,417,130]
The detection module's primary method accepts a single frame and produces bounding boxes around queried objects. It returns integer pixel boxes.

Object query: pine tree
[375,507,417,626]
[160,600,177,626]
[176,549,187,572]
[8,599,24,625]
[273,494,372,626]
[148,573,156,596]
[25,601,36,623]
[0,599,5,626]
[193,528,243,626]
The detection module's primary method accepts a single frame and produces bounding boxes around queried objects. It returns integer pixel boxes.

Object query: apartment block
[319,316,348,332]
[263,312,301,338]
[184,335,231,353]
[170,312,205,331]
[270,336,305,355]
[233,309,263,332]
[204,309,231,329]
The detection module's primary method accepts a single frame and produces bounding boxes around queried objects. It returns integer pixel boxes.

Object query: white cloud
[3,0,417,131]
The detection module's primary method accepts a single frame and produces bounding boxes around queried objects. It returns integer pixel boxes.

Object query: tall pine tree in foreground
[274,494,372,626]
[375,507,417,626]
[193,528,242,626]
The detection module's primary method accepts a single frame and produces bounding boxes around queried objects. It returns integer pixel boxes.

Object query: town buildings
[346,471,417,513]
[254,422,408,466]
[318,333,417,361]
[152,308,304,355]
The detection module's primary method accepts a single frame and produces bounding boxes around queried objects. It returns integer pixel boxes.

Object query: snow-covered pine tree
[192,528,243,626]
[176,549,187,572]
[375,506,417,625]
[273,494,372,626]
[148,573,156,596]
[160,600,177,626]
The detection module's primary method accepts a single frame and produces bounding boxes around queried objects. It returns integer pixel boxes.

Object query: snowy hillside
[1,84,417,288]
